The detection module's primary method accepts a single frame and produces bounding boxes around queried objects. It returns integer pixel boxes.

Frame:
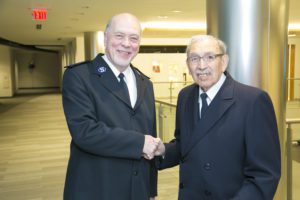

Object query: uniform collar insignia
[97,66,107,74]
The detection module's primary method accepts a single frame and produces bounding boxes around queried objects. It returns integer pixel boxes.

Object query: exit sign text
[32,9,47,20]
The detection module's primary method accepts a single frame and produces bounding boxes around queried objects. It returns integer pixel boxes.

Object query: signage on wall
[32,9,47,20]
[152,61,160,73]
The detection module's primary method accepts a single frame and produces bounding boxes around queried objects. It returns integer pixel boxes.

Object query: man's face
[104,15,141,71]
[186,39,228,91]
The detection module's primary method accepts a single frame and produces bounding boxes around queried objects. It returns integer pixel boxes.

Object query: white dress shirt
[198,73,226,117]
[102,55,137,108]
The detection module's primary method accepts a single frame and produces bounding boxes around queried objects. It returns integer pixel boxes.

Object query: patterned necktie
[118,73,130,104]
[200,93,208,118]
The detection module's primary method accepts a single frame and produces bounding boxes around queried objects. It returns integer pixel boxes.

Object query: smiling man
[62,13,160,200]
[156,35,281,200]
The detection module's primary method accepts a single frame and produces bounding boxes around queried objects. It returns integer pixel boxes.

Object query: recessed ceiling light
[142,21,206,30]
[288,23,300,30]
[172,10,182,13]
[158,15,168,19]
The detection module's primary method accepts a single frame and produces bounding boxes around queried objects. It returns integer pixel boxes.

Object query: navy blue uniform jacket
[62,54,157,200]
[159,72,281,200]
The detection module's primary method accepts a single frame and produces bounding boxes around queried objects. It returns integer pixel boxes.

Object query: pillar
[84,31,105,60]
[206,0,289,199]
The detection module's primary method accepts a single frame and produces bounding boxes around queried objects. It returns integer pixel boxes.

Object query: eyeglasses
[187,53,224,65]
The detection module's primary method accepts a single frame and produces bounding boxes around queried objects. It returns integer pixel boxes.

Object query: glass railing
[155,100,176,142]
[286,77,300,200]
[287,78,300,101]
[153,81,192,103]
[286,118,300,200]
[154,81,192,142]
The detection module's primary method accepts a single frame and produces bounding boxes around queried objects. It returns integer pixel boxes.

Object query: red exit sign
[32,9,47,20]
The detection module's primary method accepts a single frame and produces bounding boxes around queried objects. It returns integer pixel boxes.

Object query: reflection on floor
[0,94,299,200]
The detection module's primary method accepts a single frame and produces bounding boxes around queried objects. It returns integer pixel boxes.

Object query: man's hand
[143,135,159,160]
[154,139,165,156]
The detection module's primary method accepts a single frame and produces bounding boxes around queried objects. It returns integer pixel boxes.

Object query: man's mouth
[197,72,210,77]
[117,50,131,55]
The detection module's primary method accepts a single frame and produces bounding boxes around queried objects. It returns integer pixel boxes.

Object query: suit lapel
[178,84,199,153]
[182,75,236,156]
[184,85,200,138]
[132,66,146,110]
[91,54,132,108]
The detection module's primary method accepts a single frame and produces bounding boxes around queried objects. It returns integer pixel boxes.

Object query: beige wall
[0,45,13,97]
[288,36,300,99]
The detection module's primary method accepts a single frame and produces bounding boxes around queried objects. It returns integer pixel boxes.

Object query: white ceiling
[0,0,299,46]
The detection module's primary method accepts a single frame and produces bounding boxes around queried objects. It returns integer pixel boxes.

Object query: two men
[62,12,281,200]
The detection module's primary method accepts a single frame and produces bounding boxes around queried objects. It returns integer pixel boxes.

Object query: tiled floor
[0,94,179,200]
[0,94,299,200]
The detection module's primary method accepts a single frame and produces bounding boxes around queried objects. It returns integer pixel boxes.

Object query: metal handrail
[155,99,176,107]
[286,78,300,80]
[153,81,193,103]
[286,118,300,200]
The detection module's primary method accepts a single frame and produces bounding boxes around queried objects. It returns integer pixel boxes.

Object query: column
[206,0,289,199]
[84,31,105,60]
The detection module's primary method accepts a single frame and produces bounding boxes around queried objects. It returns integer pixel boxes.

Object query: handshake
[143,135,165,160]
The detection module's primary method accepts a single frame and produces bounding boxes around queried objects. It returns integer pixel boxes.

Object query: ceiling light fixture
[288,23,300,30]
[142,21,206,30]
[158,15,168,19]
[171,10,182,13]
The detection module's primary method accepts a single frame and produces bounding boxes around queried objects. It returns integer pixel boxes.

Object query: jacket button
[203,162,212,170]
[179,182,184,189]
[133,170,138,176]
[204,190,212,196]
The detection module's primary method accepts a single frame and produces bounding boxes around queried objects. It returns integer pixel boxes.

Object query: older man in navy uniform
[62,13,159,200]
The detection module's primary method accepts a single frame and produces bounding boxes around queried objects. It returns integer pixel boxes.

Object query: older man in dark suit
[156,35,281,200]
[62,13,159,200]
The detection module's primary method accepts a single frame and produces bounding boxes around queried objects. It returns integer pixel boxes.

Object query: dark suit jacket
[62,54,157,200]
[159,72,281,200]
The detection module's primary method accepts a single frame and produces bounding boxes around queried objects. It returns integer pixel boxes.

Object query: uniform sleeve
[62,68,145,159]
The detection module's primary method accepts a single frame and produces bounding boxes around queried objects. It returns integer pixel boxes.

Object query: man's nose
[121,37,130,46]
[197,58,207,69]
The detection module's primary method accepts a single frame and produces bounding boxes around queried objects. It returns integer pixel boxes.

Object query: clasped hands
[143,135,165,160]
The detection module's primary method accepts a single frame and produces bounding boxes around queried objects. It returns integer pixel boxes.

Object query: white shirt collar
[102,55,137,108]
[199,73,226,105]
[102,55,132,79]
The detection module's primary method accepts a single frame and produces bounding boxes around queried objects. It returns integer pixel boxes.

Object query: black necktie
[118,73,130,104]
[200,93,208,118]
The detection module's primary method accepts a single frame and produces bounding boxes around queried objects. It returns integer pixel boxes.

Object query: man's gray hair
[186,35,227,55]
